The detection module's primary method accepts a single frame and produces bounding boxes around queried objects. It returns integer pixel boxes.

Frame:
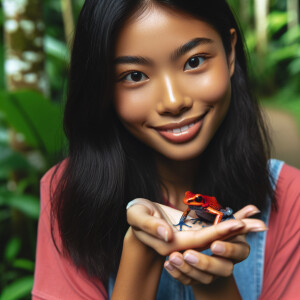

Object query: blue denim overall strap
[108,159,284,300]
[233,159,284,300]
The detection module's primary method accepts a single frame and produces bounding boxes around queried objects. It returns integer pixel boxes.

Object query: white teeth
[162,121,197,134]
[167,123,195,133]
[181,125,189,131]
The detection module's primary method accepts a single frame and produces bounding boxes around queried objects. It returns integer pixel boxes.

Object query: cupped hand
[126,198,266,257]
[163,206,264,285]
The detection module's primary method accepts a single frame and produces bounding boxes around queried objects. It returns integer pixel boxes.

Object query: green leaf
[280,26,300,45]
[12,259,35,272]
[45,35,70,61]
[0,276,33,300]
[8,195,40,219]
[267,11,288,36]
[0,126,10,145]
[268,44,299,63]
[5,238,21,262]
[289,58,300,75]
[0,191,40,219]
[0,41,4,90]
[0,146,32,178]
[0,90,64,155]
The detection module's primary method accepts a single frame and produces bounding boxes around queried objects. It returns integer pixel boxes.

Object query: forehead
[115,5,222,58]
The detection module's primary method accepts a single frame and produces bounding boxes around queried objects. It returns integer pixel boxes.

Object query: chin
[154,143,208,162]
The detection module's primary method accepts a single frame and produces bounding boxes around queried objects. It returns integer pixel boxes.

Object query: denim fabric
[108,159,284,300]
[233,159,283,300]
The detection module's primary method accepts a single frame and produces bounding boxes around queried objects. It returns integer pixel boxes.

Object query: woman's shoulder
[41,159,68,186]
[269,161,300,234]
[276,163,300,202]
[261,162,300,299]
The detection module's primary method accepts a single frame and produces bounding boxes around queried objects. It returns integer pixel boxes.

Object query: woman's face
[114,5,236,161]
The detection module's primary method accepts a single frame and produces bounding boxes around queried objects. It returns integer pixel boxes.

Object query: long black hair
[51,0,274,283]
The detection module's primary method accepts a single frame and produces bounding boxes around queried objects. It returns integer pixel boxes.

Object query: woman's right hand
[126,198,266,257]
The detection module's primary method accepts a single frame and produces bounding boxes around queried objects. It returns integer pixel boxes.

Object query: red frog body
[174,191,234,231]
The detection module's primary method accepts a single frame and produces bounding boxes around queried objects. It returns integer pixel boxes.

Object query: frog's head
[183,191,205,206]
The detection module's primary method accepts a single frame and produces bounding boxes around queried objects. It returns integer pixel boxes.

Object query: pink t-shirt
[32,163,300,299]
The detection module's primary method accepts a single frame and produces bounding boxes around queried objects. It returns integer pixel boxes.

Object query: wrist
[193,275,241,300]
[111,227,165,300]
[124,227,163,259]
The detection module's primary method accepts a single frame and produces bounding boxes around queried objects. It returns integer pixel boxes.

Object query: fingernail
[211,243,225,254]
[246,209,261,217]
[165,262,174,271]
[223,221,244,231]
[126,199,140,210]
[184,253,198,264]
[250,226,268,232]
[157,226,168,242]
[170,256,183,266]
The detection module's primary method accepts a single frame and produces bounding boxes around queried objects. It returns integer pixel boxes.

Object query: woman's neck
[154,153,201,210]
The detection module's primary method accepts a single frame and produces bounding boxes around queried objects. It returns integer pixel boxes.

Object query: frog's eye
[195,196,203,202]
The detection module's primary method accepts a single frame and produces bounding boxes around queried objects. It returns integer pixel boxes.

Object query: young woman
[32,0,300,299]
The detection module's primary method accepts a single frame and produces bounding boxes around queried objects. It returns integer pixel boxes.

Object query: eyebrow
[171,37,214,61]
[114,56,153,66]
[114,37,214,66]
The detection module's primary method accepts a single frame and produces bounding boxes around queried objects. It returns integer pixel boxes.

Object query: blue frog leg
[173,208,192,231]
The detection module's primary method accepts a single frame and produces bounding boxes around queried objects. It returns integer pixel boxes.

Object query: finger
[127,198,173,242]
[134,219,246,256]
[181,251,234,278]
[234,205,260,219]
[237,218,267,233]
[210,238,250,262]
[174,219,246,250]
[164,260,200,286]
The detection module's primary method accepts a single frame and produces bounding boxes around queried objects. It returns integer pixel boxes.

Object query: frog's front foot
[191,218,203,225]
[173,220,192,231]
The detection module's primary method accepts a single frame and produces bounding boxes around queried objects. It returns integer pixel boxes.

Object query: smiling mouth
[154,112,208,144]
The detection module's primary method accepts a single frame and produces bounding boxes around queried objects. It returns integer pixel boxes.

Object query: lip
[153,111,208,144]
[154,113,206,131]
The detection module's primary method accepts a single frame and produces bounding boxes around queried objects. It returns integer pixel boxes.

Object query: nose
[156,76,192,115]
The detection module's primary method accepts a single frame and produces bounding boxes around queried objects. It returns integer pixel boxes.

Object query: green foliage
[0,276,34,300]
[0,89,64,298]
[0,90,64,156]
[0,0,299,298]
[0,0,73,295]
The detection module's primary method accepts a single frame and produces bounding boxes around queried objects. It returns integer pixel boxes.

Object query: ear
[228,28,237,77]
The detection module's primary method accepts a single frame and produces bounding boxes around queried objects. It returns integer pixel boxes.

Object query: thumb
[126,198,173,242]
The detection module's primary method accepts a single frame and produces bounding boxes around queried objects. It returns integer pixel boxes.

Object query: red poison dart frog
[174,191,234,231]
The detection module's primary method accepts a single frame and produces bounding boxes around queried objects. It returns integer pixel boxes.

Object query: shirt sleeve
[32,163,108,300]
[260,164,300,300]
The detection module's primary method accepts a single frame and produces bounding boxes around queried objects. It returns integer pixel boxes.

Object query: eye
[184,56,206,71]
[195,196,203,202]
[123,71,148,82]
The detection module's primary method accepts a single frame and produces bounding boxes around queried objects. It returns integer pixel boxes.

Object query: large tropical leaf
[0,90,64,155]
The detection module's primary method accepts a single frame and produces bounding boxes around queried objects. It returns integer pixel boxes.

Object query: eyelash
[119,71,149,83]
[184,55,208,71]
[118,54,209,83]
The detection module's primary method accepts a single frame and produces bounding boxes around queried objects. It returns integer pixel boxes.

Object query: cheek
[188,62,231,104]
[114,87,152,125]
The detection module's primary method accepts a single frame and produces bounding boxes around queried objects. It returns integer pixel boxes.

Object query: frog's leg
[190,218,203,225]
[206,207,223,225]
[173,208,192,231]
[220,207,235,221]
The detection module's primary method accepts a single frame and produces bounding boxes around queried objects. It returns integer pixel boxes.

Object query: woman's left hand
[164,206,258,286]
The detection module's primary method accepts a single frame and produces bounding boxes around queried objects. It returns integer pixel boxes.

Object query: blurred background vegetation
[0,0,299,299]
